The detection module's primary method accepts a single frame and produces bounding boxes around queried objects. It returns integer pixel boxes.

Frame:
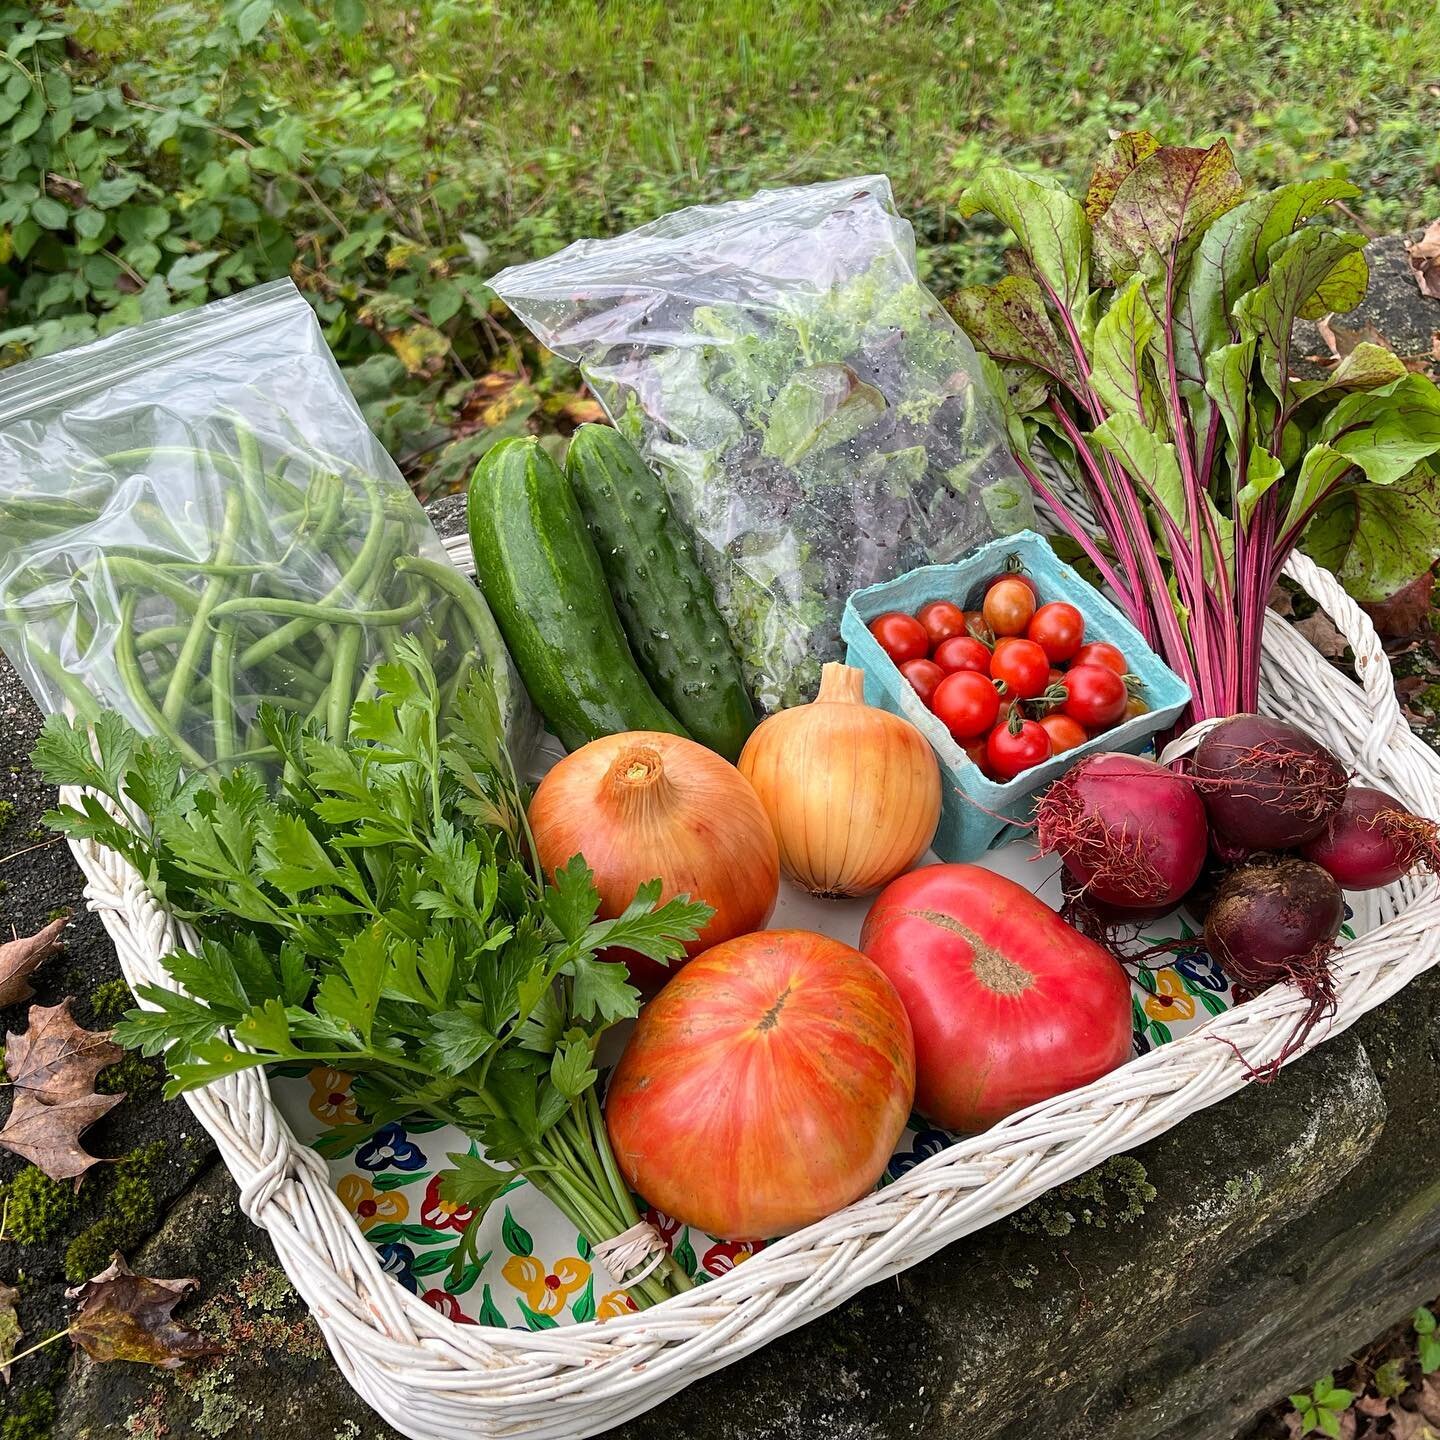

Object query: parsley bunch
[34,639,708,1306]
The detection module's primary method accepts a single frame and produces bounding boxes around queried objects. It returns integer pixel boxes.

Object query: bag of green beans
[0,279,537,771]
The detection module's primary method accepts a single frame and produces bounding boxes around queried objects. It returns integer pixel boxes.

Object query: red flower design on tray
[702,1239,758,1277]
[421,1173,475,1234]
[423,1289,478,1325]
[643,1206,683,1248]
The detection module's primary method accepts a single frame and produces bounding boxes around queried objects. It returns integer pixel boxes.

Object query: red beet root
[1204,857,1343,1080]
[1191,714,1347,851]
[1034,752,1208,910]
[1301,785,1440,890]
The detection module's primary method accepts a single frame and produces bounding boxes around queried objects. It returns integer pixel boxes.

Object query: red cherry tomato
[961,737,990,773]
[982,577,1037,637]
[1027,602,1085,664]
[1070,640,1127,676]
[986,718,1053,780]
[933,635,992,675]
[916,600,967,649]
[931,670,1000,740]
[989,638,1050,700]
[1038,712,1089,755]
[964,610,994,643]
[869,611,929,666]
[1061,663,1128,730]
[1048,667,1065,687]
[899,657,945,706]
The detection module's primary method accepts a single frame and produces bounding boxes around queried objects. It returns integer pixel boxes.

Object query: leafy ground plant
[954,133,1440,722]
[31,640,707,1306]
[1289,1374,1356,1437]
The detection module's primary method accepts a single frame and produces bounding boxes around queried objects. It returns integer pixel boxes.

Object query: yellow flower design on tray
[338,1174,408,1233]
[502,1254,591,1316]
[308,1067,358,1126]
[1143,968,1196,1023]
[597,1290,638,1320]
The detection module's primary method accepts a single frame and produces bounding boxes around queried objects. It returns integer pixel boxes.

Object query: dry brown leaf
[1362,570,1436,640]
[0,1000,123,1184]
[1407,220,1440,300]
[1388,1408,1439,1440]
[1417,1377,1440,1426]
[1294,611,1350,660]
[1356,1393,1392,1418]
[1317,315,1391,361]
[0,915,68,1009]
[65,1255,216,1368]
[0,1281,19,1384]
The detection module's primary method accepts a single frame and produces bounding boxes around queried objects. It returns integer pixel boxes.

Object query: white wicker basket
[63,546,1440,1440]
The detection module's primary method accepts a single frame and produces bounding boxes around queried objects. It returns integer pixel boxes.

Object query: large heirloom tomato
[859,865,1132,1132]
[605,930,915,1240]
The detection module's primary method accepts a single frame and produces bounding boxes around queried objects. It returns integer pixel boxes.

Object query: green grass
[114,0,1440,285]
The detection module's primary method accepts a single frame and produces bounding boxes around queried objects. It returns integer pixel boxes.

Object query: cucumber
[466,437,686,751]
[565,425,755,761]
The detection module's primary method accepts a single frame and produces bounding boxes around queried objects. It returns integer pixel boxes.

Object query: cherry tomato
[899,657,945,706]
[1061,663,1128,730]
[982,577,1037,637]
[869,611,929,666]
[1027,602,1085,664]
[1125,694,1149,721]
[961,737,990,773]
[986,717,1053,780]
[933,635,992,675]
[976,569,1040,605]
[1048,667,1065,687]
[931,670,1000,740]
[964,611,994,643]
[916,600,967,649]
[1039,713,1089,755]
[1070,640,1127,676]
[989,638,1051,700]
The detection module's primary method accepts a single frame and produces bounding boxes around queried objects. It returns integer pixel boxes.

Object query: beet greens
[955,133,1440,722]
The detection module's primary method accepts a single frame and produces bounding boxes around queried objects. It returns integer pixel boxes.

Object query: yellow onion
[528,731,780,990]
[739,662,940,898]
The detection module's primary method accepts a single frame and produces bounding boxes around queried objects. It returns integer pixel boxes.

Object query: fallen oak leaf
[0,999,124,1184]
[1407,220,1440,301]
[5,998,121,1099]
[0,1281,18,1383]
[65,1255,216,1368]
[0,915,69,1009]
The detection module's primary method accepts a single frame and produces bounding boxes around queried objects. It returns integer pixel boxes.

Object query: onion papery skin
[529,731,780,989]
[738,662,941,899]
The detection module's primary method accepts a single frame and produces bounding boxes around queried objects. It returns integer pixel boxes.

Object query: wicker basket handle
[1279,551,1404,776]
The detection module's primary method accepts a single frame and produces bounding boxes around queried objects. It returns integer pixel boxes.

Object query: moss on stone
[175,1362,264,1438]
[63,1140,166,1283]
[0,1164,80,1244]
[95,1050,162,1098]
[0,1386,55,1440]
[0,797,14,831]
[1008,1156,1157,1238]
[88,976,134,1024]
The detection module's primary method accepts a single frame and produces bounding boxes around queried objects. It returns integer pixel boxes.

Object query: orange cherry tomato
[983,577,1037,637]
[1039,713,1089,754]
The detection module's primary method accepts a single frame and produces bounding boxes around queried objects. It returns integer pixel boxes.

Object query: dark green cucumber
[565,425,755,761]
[467,437,686,751]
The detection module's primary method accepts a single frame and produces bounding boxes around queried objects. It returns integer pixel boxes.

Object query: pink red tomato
[988,638,1050,700]
[1070,640,1127,676]
[985,717,1052,779]
[869,611,929,665]
[916,600,967,648]
[1061,663,1128,730]
[1027,602,1085,663]
[899,657,945,706]
[860,864,1133,1131]
[931,670,1000,740]
[606,929,915,1238]
[933,635,992,675]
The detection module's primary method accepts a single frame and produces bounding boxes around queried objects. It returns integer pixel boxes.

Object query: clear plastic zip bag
[492,175,1033,711]
[0,279,536,768]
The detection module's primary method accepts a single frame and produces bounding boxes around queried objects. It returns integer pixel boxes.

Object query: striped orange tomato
[605,929,915,1240]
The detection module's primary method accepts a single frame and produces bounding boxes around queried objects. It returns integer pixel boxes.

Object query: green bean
[134,623,188,655]
[2,599,100,721]
[115,592,207,770]
[210,619,239,765]
[210,593,427,628]
[327,627,363,740]
[161,486,246,724]
[234,475,388,673]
